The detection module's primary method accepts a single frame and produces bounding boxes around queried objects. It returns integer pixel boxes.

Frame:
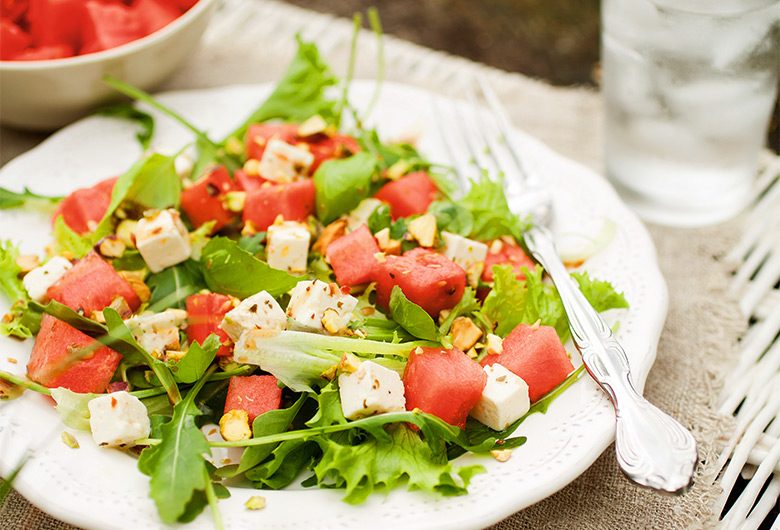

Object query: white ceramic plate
[0,81,667,530]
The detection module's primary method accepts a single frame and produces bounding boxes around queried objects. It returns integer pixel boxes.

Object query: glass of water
[602,0,780,226]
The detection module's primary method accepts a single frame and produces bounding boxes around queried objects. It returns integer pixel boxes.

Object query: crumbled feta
[220,291,286,342]
[22,256,72,302]
[286,280,357,334]
[266,221,310,273]
[134,209,191,273]
[200,423,245,467]
[258,139,314,183]
[88,391,151,448]
[338,360,406,420]
[470,364,531,431]
[441,231,488,272]
[125,309,188,356]
[345,198,382,231]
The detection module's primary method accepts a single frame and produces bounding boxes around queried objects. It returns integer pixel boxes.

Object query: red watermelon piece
[27,315,122,393]
[27,0,85,49]
[374,172,438,220]
[80,0,146,55]
[244,123,298,162]
[308,134,361,174]
[482,239,536,282]
[132,0,181,33]
[2,0,28,23]
[481,324,574,402]
[325,225,379,287]
[10,44,74,60]
[242,179,315,231]
[51,177,117,235]
[0,19,31,60]
[373,248,465,317]
[403,346,486,429]
[47,252,140,314]
[224,375,282,421]
[233,168,267,192]
[185,293,233,358]
[180,165,240,233]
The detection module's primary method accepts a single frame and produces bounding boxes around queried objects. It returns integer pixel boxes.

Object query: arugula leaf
[170,334,220,384]
[53,216,93,258]
[314,424,483,504]
[0,241,26,302]
[237,233,266,255]
[111,250,146,271]
[458,175,529,241]
[200,237,301,298]
[439,288,480,335]
[0,187,62,210]
[147,260,206,311]
[138,367,215,524]
[356,129,427,171]
[367,203,392,233]
[247,439,318,490]
[50,388,98,431]
[92,153,181,242]
[572,271,629,312]
[429,200,474,237]
[389,286,439,341]
[313,152,377,224]
[96,104,155,150]
[228,36,338,141]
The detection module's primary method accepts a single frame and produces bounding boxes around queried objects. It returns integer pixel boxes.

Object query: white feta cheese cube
[266,221,310,273]
[441,231,488,272]
[338,360,406,420]
[286,279,357,334]
[200,423,245,467]
[134,209,191,273]
[125,309,188,356]
[470,364,531,431]
[22,256,72,302]
[258,139,314,183]
[220,291,286,342]
[345,198,382,231]
[88,391,151,448]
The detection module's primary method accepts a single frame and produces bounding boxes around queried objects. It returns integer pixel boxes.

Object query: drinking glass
[602,0,780,226]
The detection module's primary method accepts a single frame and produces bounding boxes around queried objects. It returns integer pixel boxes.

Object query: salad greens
[0,22,633,530]
[96,104,156,150]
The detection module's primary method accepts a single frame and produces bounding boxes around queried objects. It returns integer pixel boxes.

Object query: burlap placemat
[0,1,743,528]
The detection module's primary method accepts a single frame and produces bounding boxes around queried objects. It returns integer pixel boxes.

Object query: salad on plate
[0,31,628,528]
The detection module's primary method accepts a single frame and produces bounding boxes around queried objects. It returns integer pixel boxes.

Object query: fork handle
[524,225,698,494]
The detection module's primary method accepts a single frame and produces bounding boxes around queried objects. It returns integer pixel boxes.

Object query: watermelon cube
[326,225,379,287]
[185,293,233,358]
[27,0,85,49]
[51,177,117,235]
[0,20,31,60]
[482,239,536,282]
[180,165,240,233]
[233,168,267,192]
[373,248,465,317]
[223,375,282,421]
[132,0,181,33]
[80,1,146,55]
[481,324,574,402]
[244,123,298,162]
[47,252,141,314]
[242,179,315,231]
[27,315,122,393]
[403,346,486,429]
[10,44,74,61]
[374,172,438,220]
[307,134,361,174]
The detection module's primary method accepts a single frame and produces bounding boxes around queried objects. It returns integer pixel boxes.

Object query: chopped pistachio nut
[219,409,252,442]
[116,220,138,248]
[373,252,387,264]
[489,239,503,254]
[386,160,411,181]
[15,254,40,273]
[61,431,80,449]
[241,220,259,237]
[485,333,503,355]
[118,271,151,303]
[466,347,479,359]
[466,262,485,289]
[322,308,346,335]
[320,364,338,381]
[438,309,451,325]
[98,237,126,258]
[165,350,187,362]
[225,136,244,156]
[313,219,347,254]
[339,353,361,374]
[0,379,23,400]
[243,158,261,177]
[407,214,437,248]
[223,191,247,213]
[491,449,512,462]
[245,495,267,511]
[298,114,328,137]
[451,316,483,351]
[374,228,391,248]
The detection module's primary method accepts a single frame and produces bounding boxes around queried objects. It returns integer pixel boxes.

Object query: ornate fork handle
[524,225,698,494]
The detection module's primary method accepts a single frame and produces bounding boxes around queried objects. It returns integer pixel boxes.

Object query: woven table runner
[0,1,745,528]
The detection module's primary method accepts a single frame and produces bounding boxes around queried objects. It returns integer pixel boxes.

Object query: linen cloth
[0,1,743,527]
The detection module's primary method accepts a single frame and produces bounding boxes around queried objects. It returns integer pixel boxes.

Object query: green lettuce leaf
[428,200,474,237]
[313,152,377,224]
[389,286,439,341]
[0,187,62,210]
[53,216,93,259]
[0,240,26,302]
[458,175,530,241]
[50,387,98,431]
[200,237,301,298]
[572,271,629,312]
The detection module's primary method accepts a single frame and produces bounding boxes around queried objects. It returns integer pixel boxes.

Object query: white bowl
[0,0,217,131]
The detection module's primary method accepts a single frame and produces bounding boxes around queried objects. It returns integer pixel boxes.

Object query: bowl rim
[0,0,217,71]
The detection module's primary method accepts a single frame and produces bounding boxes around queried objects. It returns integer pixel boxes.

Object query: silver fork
[432,79,698,494]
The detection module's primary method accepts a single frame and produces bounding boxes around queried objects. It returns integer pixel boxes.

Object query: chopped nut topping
[116,220,138,248]
[407,214,437,247]
[466,262,485,289]
[98,237,126,258]
[485,333,503,355]
[313,219,347,254]
[241,220,259,236]
[219,409,252,442]
[451,317,483,351]
[243,158,261,177]
[61,431,80,449]
[321,308,345,335]
[298,114,328,137]
[489,240,504,254]
[386,160,411,181]
[223,191,247,213]
[373,252,387,263]
[491,449,512,462]
[245,495,266,511]
[15,254,40,273]
[225,136,244,156]
[118,271,151,303]
[339,353,362,374]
